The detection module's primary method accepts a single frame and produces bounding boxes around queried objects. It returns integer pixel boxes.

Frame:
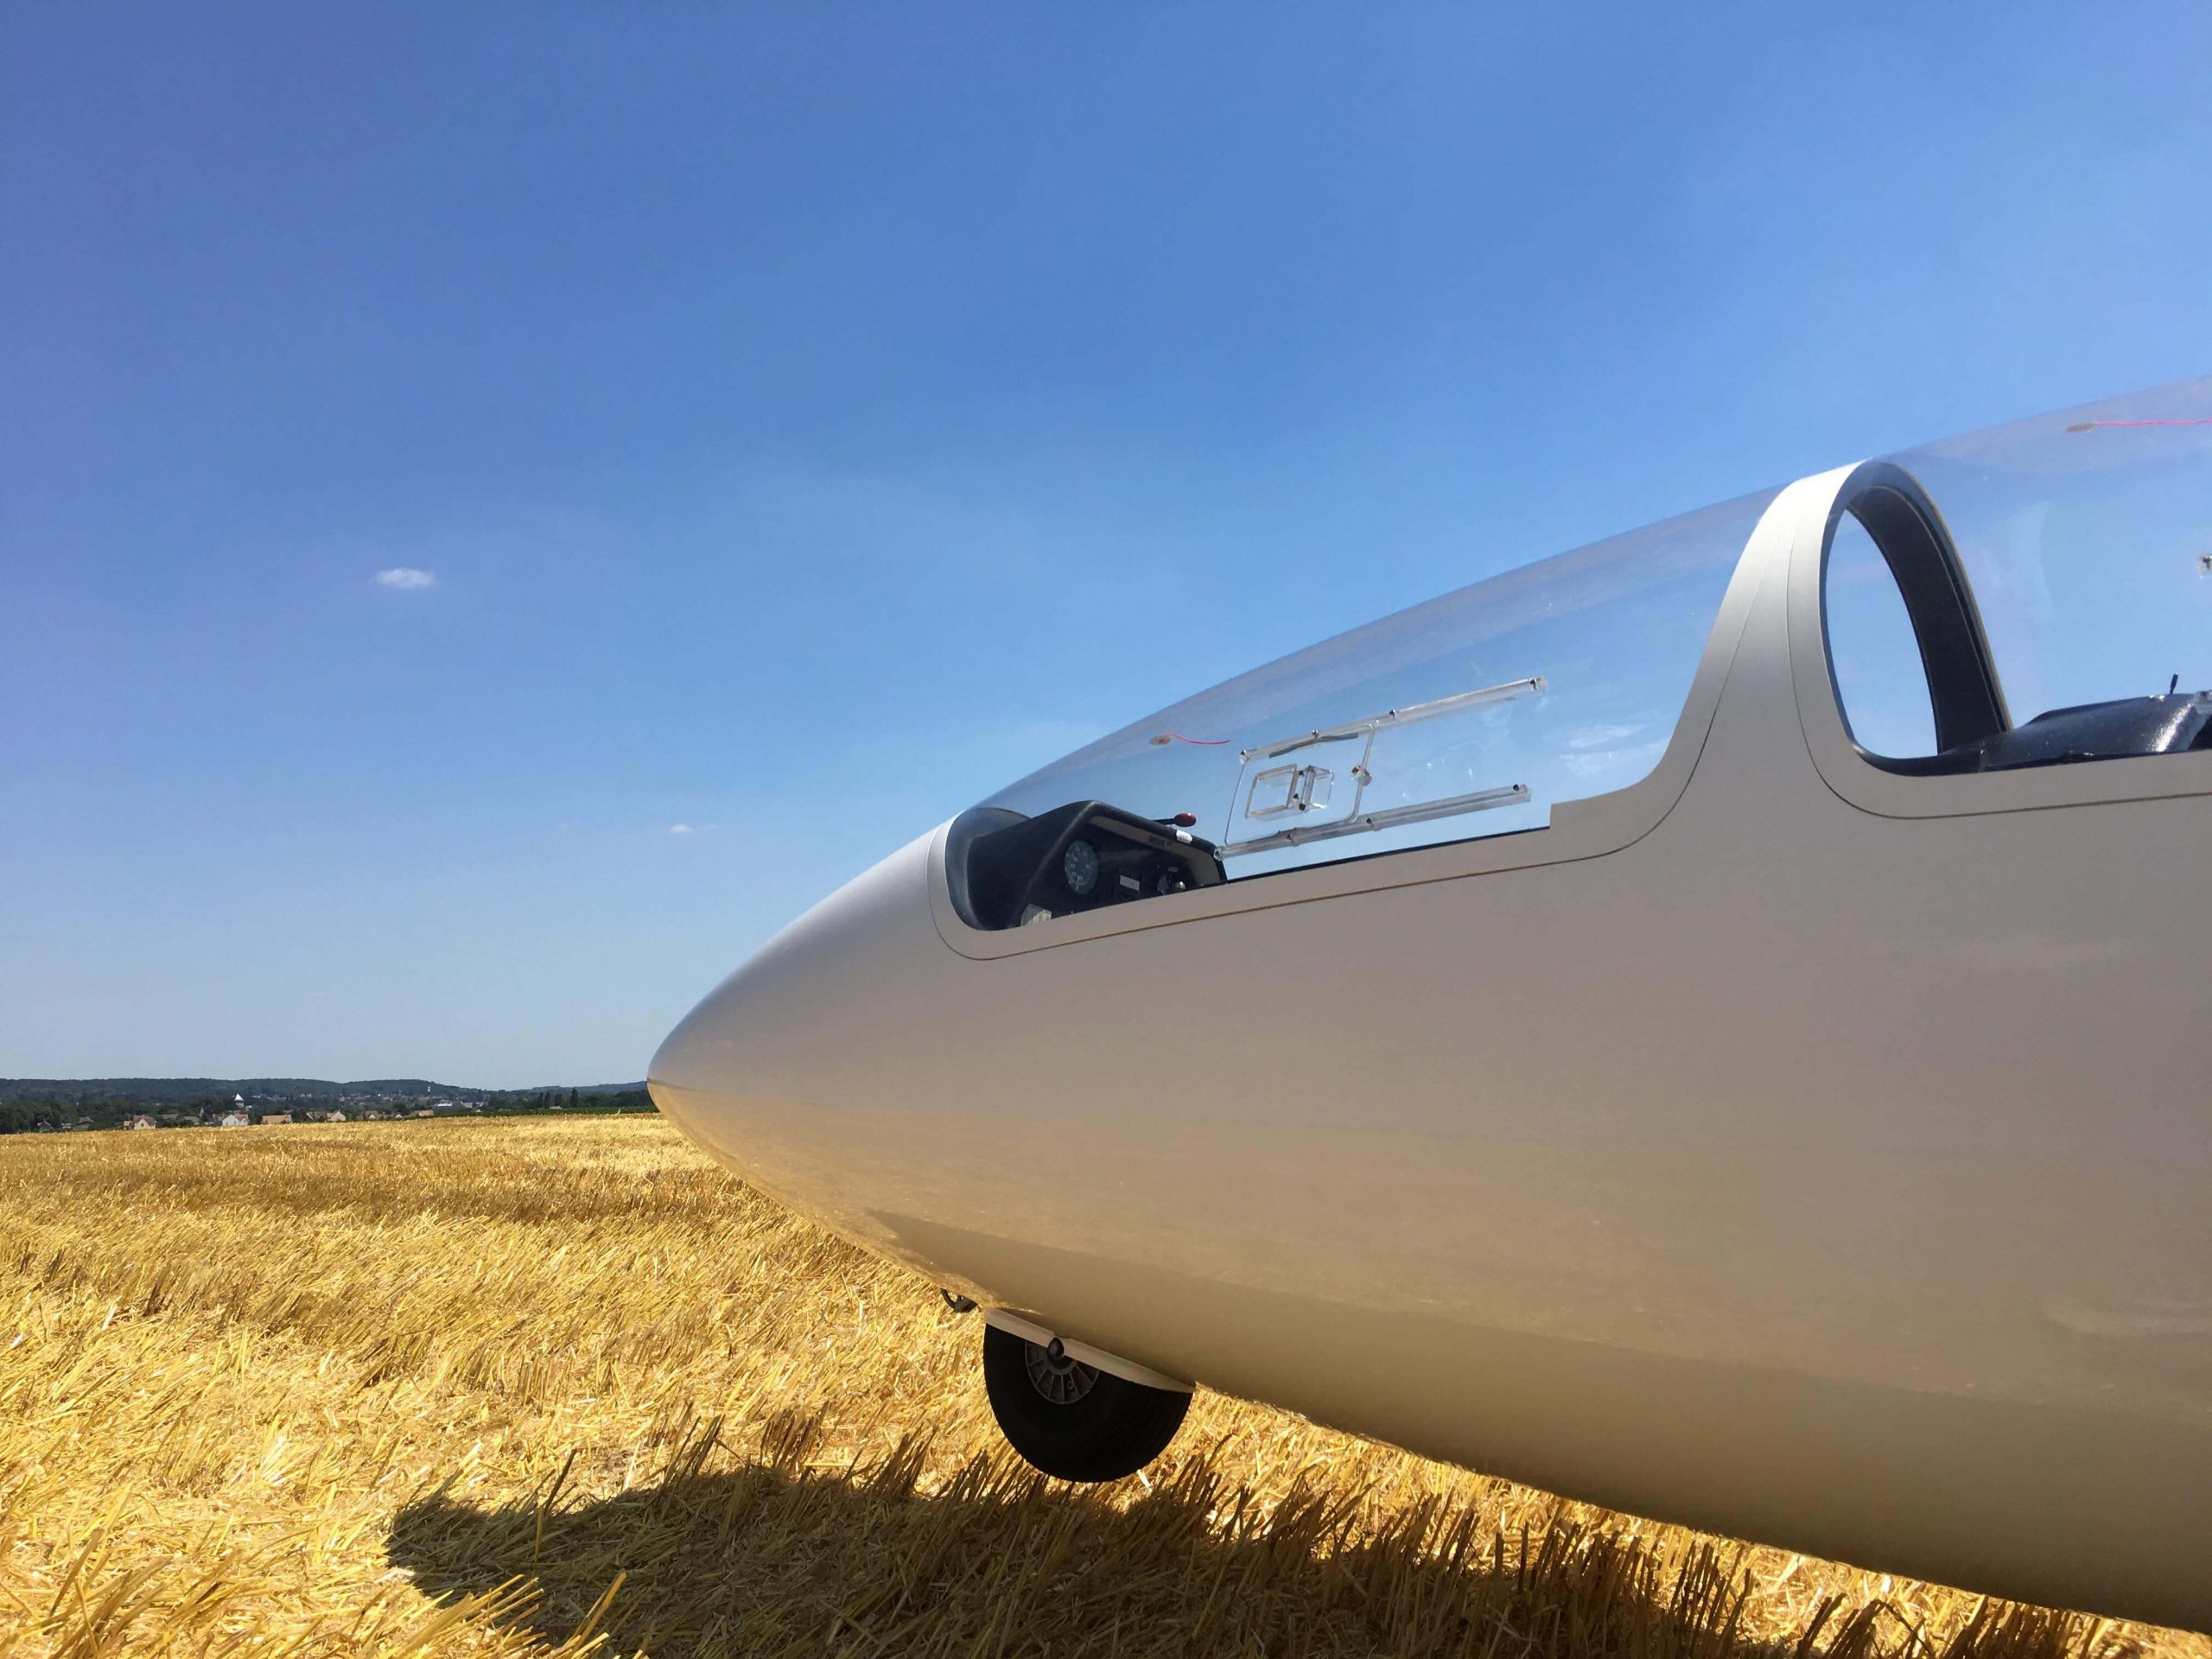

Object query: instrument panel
[950,800,1226,931]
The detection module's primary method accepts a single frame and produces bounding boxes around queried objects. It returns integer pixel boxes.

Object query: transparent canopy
[975,488,1777,887]
[1873,376,2212,734]
[959,378,2212,931]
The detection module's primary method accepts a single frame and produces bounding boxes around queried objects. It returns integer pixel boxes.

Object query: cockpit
[949,379,2212,931]
[944,486,1774,931]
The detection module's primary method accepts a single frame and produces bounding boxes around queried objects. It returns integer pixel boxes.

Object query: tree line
[0,1089,657,1135]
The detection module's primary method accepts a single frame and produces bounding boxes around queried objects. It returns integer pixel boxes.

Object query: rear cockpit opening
[1823,382,2212,780]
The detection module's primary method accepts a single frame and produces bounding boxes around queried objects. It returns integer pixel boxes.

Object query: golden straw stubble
[0,1117,2200,1658]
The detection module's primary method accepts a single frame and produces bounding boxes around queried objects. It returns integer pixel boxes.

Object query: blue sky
[4,3,2209,1085]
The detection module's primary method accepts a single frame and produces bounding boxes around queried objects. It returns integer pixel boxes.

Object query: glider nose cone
[645,827,948,1173]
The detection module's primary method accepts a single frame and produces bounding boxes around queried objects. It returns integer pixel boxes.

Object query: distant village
[0,1080,655,1135]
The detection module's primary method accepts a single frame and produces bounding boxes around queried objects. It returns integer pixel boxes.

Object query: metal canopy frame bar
[1238,676,1546,764]
[1221,782,1532,858]
[1222,673,1546,857]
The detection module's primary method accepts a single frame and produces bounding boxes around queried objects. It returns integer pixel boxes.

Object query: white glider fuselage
[651,409,2212,1629]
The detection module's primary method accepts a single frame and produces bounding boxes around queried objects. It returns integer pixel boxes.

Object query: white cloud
[668,823,696,836]
[374,567,437,591]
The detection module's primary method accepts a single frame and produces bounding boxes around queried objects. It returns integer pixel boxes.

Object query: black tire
[981,1324,1189,1482]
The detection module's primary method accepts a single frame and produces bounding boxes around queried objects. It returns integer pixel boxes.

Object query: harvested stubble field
[0,1118,2203,1659]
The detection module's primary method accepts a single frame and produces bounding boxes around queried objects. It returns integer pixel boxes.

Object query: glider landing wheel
[982,1323,1188,1482]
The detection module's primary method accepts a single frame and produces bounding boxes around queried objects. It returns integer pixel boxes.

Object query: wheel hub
[1023,1337,1101,1405]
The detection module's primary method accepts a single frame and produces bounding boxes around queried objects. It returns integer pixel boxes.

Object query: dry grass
[0,1117,2201,1659]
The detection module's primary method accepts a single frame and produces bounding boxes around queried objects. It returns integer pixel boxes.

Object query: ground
[0,1116,2202,1658]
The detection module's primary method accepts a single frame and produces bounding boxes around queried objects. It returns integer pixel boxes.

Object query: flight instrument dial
[1062,838,1099,896]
